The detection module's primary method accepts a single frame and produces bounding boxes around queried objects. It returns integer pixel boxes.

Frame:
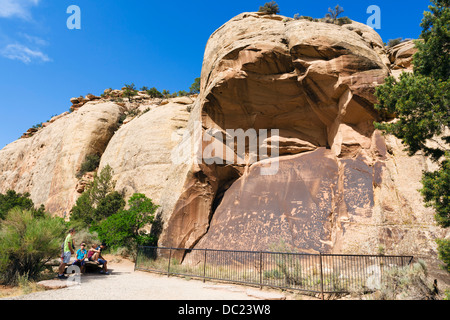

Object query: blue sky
[0,0,432,149]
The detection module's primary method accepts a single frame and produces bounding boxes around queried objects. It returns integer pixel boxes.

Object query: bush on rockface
[76,154,101,179]
[258,1,280,15]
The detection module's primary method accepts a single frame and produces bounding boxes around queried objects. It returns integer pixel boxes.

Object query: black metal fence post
[319,252,324,300]
[203,249,207,283]
[167,248,172,277]
[259,251,263,289]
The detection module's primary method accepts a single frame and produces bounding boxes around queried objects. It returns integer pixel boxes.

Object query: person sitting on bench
[72,243,87,273]
[88,243,109,274]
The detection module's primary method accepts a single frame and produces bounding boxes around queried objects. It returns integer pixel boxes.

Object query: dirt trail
[4,255,300,300]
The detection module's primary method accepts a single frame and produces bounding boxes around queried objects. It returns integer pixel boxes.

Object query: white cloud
[0,0,40,20]
[19,33,49,47]
[0,1,51,64]
[1,43,50,64]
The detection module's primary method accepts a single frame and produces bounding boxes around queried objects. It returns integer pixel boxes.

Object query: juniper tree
[258,1,280,15]
[374,0,450,272]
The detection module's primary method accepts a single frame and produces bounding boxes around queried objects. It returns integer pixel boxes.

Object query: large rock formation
[156,13,448,284]
[158,12,392,250]
[0,12,447,283]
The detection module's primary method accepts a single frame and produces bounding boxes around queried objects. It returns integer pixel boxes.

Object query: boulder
[37,279,80,289]
[172,96,194,105]
[389,40,417,70]
[86,94,100,101]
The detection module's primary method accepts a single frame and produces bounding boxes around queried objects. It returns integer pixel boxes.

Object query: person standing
[57,228,76,279]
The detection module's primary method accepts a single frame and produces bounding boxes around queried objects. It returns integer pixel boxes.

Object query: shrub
[177,90,189,97]
[258,1,280,15]
[299,16,314,21]
[0,208,66,285]
[336,16,352,25]
[387,38,404,48]
[76,154,100,178]
[377,260,436,300]
[146,87,163,98]
[122,83,138,100]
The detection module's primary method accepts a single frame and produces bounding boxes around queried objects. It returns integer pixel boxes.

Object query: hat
[81,243,86,246]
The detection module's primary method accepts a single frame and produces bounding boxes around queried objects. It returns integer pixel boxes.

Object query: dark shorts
[72,260,85,267]
[98,259,106,265]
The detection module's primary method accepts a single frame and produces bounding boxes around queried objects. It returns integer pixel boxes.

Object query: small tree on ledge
[259,1,280,15]
[326,4,344,21]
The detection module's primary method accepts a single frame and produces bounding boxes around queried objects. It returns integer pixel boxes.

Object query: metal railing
[135,246,414,295]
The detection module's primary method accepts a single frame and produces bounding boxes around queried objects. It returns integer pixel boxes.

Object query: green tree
[0,190,45,220]
[70,165,121,228]
[436,238,450,272]
[95,193,159,249]
[162,89,170,98]
[421,155,450,228]
[375,74,449,162]
[374,0,450,272]
[122,83,138,101]
[258,1,280,15]
[0,190,34,220]
[189,77,201,94]
[94,191,126,222]
[70,191,95,227]
[146,87,163,98]
[0,208,66,284]
[413,0,450,80]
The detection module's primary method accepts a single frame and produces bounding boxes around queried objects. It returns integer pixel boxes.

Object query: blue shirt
[76,248,87,260]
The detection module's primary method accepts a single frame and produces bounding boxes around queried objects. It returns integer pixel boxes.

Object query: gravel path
[4,256,292,300]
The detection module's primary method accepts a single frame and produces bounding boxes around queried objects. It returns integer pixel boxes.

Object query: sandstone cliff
[0,12,447,282]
